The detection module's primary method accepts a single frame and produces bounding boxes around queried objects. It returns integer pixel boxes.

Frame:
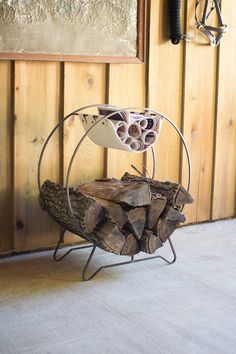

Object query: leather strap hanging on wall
[168,0,191,45]
[168,0,183,44]
[195,0,228,46]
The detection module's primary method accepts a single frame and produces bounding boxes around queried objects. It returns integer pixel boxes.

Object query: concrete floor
[0,219,236,354]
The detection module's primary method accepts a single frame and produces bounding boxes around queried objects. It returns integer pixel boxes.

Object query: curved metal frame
[38,104,191,281]
[38,104,191,214]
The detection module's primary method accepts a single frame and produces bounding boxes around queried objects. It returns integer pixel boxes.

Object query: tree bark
[40,180,104,236]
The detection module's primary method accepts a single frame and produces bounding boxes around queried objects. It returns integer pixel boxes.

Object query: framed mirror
[0,0,146,63]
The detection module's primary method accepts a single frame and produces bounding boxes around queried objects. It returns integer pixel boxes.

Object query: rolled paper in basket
[130,140,145,151]
[130,114,158,131]
[145,118,157,130]
[128,121,141,139]
[138,118,149,130]
[129,113,149,130]
[98,106,129,122]
[111,120,129,138]
[121,136,134,146]
[141,130,158,146]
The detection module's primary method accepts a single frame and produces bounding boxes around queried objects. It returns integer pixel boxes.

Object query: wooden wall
[0,0,235,254]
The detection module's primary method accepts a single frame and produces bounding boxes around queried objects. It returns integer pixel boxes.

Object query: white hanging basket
[79,109,163,153]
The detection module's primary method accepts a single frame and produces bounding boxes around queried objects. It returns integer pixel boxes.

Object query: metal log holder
[38,104,191,281]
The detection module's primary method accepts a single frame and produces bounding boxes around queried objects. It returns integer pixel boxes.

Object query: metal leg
[53,229,93,262]
[82,245,137,281]
[53,231,177,280]
[82,237,176,281]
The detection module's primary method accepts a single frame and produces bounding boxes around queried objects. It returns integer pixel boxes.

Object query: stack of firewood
[40,173,193,256]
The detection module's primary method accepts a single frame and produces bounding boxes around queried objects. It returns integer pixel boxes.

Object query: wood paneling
[212,0,236,219]
[63,63,106,185]
[147,0,184,182]
[0,0,235,253]
[14,62,61,250]
[107,64,146,179]
[181,1,218,223]
[63,62,107,243]
[0,61,13,251]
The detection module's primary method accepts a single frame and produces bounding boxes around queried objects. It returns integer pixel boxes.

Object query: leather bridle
[195,0,228,46]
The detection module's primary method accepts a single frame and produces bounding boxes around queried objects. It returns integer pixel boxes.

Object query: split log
[127,207,146,239]
[89,196,128,229]
[40,180,104,236]
[78,180,151,206]
[91,221,139,256]
[121,233,140,256]
[155,219,177,242]
[153,205,185,242]
[139,230,163,254]
[161,205,185,222]
[91,220,126,255]
[121,173,193,207]
[147,194,167,229]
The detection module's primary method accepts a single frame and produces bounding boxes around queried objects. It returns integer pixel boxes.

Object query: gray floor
[0,219,236,354]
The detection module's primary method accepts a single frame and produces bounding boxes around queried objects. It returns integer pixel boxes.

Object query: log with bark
[121,172,193,208]
[40,173,193,256]
[78,180,151,206]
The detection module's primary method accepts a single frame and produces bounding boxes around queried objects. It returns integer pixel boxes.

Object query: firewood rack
[38,104,191,281]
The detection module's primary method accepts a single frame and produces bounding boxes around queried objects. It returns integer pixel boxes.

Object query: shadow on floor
[0,241,175,298]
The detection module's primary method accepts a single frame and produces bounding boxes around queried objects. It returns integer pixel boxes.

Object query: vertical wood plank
[107,64,146,179]
[212,0,236,219]
[0,61,13,252]
[14,61,61,251]
[63,63,106,185]
[147,0,184,182]
[63,62,106,243]
[181,1,218,223]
